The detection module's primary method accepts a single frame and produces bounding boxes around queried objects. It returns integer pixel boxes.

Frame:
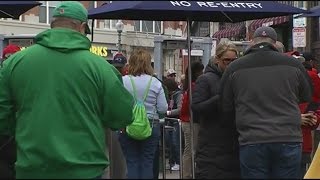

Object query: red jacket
[299,103,320,153]
[307,70,320,103]
[180,82,195,122]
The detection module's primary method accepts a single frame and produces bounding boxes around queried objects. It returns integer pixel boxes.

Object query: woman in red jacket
[179,61,204,179]
[285,51,320,178]
[299,105,320,178]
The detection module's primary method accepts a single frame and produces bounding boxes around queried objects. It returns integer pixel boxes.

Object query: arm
[0,60,15,136]
[156,83,168,115]
[191,75,220,113]
[219,68,236,126]
[220,68,235,113]
[168,92,182,117]
[101,64,134,130]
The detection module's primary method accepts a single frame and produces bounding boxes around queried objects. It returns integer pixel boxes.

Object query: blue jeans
[119,121,160,179]
[240,142,302,179]
[165,121,180,166]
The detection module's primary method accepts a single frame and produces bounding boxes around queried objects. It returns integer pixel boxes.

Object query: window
[294,1,304,8]
[39,1,62,24]
[134,21,162,33]
[104,19,118,29]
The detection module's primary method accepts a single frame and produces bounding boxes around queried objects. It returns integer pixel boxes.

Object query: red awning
[249,16,289,32]
[213,23,243,39]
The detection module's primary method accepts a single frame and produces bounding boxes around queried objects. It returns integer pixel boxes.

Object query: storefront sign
[90,46,108,57]
[90,45,120,60]
[292,27,306,48]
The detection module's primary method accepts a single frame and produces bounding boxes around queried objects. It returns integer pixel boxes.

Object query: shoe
[166,163,171,170]
[171,164,180,171]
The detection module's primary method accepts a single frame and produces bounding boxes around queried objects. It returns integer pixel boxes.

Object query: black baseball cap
[301,52,315,62]
[111,53,127,67]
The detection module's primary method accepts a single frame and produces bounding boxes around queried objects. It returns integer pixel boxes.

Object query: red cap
[2,44,21,59]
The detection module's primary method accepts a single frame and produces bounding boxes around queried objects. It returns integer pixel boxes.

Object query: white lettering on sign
[254,3,262,8]
[246,3,256,8]
[229,2,240,8]
[175,1,264,8]
[170,1,191,7]
[206,2,218,8]
[221,2,232,8]
[197,1,207,7]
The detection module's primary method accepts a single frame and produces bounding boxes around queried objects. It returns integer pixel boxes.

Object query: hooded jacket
[192,64,240,178]
[0,28,134,179]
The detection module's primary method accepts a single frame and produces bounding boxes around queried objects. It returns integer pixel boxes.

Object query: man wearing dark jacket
[220,26,312,179]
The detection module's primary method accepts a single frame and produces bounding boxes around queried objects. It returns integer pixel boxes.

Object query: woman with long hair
[192,42,240,178]
[119,48,168,179]
[179,61,204,179]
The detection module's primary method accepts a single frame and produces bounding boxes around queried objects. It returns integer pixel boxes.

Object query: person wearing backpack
[119,48,168,179]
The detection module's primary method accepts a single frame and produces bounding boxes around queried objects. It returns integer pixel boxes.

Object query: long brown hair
[128,48,154,76]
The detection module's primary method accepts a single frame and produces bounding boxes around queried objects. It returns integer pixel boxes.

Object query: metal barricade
[161,117,183,179]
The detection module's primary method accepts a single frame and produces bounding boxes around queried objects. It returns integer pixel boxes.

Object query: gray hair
[275,41,285,53]
[50,17,82,30]
[252,37,276,45]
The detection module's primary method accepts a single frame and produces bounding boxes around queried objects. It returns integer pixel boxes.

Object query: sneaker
[171,164,180,171]
[166,163,171,170]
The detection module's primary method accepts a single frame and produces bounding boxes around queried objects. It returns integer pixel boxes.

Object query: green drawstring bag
[126,76,153,140]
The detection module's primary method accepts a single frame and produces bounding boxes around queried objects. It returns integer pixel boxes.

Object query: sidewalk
[159,170,180,179]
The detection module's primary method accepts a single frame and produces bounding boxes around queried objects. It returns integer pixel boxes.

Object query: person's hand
[301,112,317,126]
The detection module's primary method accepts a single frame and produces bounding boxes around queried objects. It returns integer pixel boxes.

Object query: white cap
[166,69,176,76]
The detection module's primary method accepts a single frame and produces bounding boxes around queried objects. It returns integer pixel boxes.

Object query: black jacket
[192,64,240,179]
[220,42,313,146]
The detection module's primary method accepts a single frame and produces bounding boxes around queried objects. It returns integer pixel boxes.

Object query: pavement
[159,170,180,179]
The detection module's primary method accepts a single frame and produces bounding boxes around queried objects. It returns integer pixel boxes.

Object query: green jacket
[0,28,134,178]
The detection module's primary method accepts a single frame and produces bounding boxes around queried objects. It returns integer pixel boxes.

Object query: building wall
[0,1,186,76]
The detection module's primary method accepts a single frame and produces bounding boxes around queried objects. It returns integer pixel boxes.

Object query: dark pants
[301,152,311,179]
[239,142,302,179]
[106,130,127,179]
[0,135,15,179]
[165,121,180,166]
[313,130,320,158]
[153,145,160,179]
[119,121,160,179]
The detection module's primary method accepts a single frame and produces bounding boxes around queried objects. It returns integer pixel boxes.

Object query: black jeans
[0,135,15,179]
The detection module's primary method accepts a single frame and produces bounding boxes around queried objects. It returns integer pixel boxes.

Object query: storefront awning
[249,16,289,32]
[213,23,244,39]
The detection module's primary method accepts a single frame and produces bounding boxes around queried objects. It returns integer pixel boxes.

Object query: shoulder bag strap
[142,76,153,102]
[129,75,137,100]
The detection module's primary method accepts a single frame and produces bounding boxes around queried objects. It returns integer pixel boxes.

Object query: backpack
[126,76,153,140]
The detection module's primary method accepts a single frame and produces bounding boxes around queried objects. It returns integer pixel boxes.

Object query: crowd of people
[0,1,320,179]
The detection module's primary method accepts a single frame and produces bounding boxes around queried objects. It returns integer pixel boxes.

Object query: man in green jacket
[0,1,134,179]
